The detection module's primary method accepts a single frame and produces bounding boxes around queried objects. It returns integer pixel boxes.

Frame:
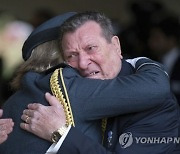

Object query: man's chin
[86,75,105,80]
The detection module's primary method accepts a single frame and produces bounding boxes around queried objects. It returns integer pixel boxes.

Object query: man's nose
[78,53,90,70]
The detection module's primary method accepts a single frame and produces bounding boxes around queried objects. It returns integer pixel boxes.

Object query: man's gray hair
[59,11,115,47]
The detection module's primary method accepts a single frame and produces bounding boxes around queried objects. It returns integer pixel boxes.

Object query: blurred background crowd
[0,0,180,106]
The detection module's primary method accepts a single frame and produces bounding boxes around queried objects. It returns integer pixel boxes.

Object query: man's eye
[88,46,97,51]
[88,46,93,50]
[68,54,76,59]
[66,54,78,62]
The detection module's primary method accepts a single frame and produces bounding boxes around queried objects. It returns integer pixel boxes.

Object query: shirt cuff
[45,125,71,154]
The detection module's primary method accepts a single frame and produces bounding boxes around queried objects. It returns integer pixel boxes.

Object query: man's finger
[45,92,61,108]
[20,122,30,132]
[0,119,13,125]
[27,103,42,110]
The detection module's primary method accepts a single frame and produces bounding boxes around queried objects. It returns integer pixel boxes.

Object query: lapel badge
[107,130,113,147]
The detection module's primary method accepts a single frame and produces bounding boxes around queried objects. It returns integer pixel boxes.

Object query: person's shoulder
[2,90,30,118]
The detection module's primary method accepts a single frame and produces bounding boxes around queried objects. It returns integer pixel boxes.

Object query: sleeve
[57,127,114,154]
[56,58,172,154]
[63,58,170,120]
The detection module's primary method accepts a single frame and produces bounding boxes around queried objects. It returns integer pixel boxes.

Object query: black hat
[22,12,77,61]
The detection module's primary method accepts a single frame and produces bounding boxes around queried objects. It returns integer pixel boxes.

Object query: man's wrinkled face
[62,21,123,79]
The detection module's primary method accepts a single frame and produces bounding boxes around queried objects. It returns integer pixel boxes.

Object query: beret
[22,12,77,61]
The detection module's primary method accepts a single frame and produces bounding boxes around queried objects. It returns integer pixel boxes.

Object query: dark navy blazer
[59,59,180,154]
[0,59,179,154]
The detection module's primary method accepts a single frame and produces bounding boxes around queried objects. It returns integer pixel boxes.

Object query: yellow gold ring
[25,116,30,123]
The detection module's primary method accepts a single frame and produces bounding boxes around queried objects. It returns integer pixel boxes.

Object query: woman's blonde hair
[11,40,63,90]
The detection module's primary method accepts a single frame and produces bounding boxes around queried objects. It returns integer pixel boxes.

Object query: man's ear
[111,36,123,59]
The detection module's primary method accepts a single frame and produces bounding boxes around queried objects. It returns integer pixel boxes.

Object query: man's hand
[0,109,14,144]
[20,92,66,142]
